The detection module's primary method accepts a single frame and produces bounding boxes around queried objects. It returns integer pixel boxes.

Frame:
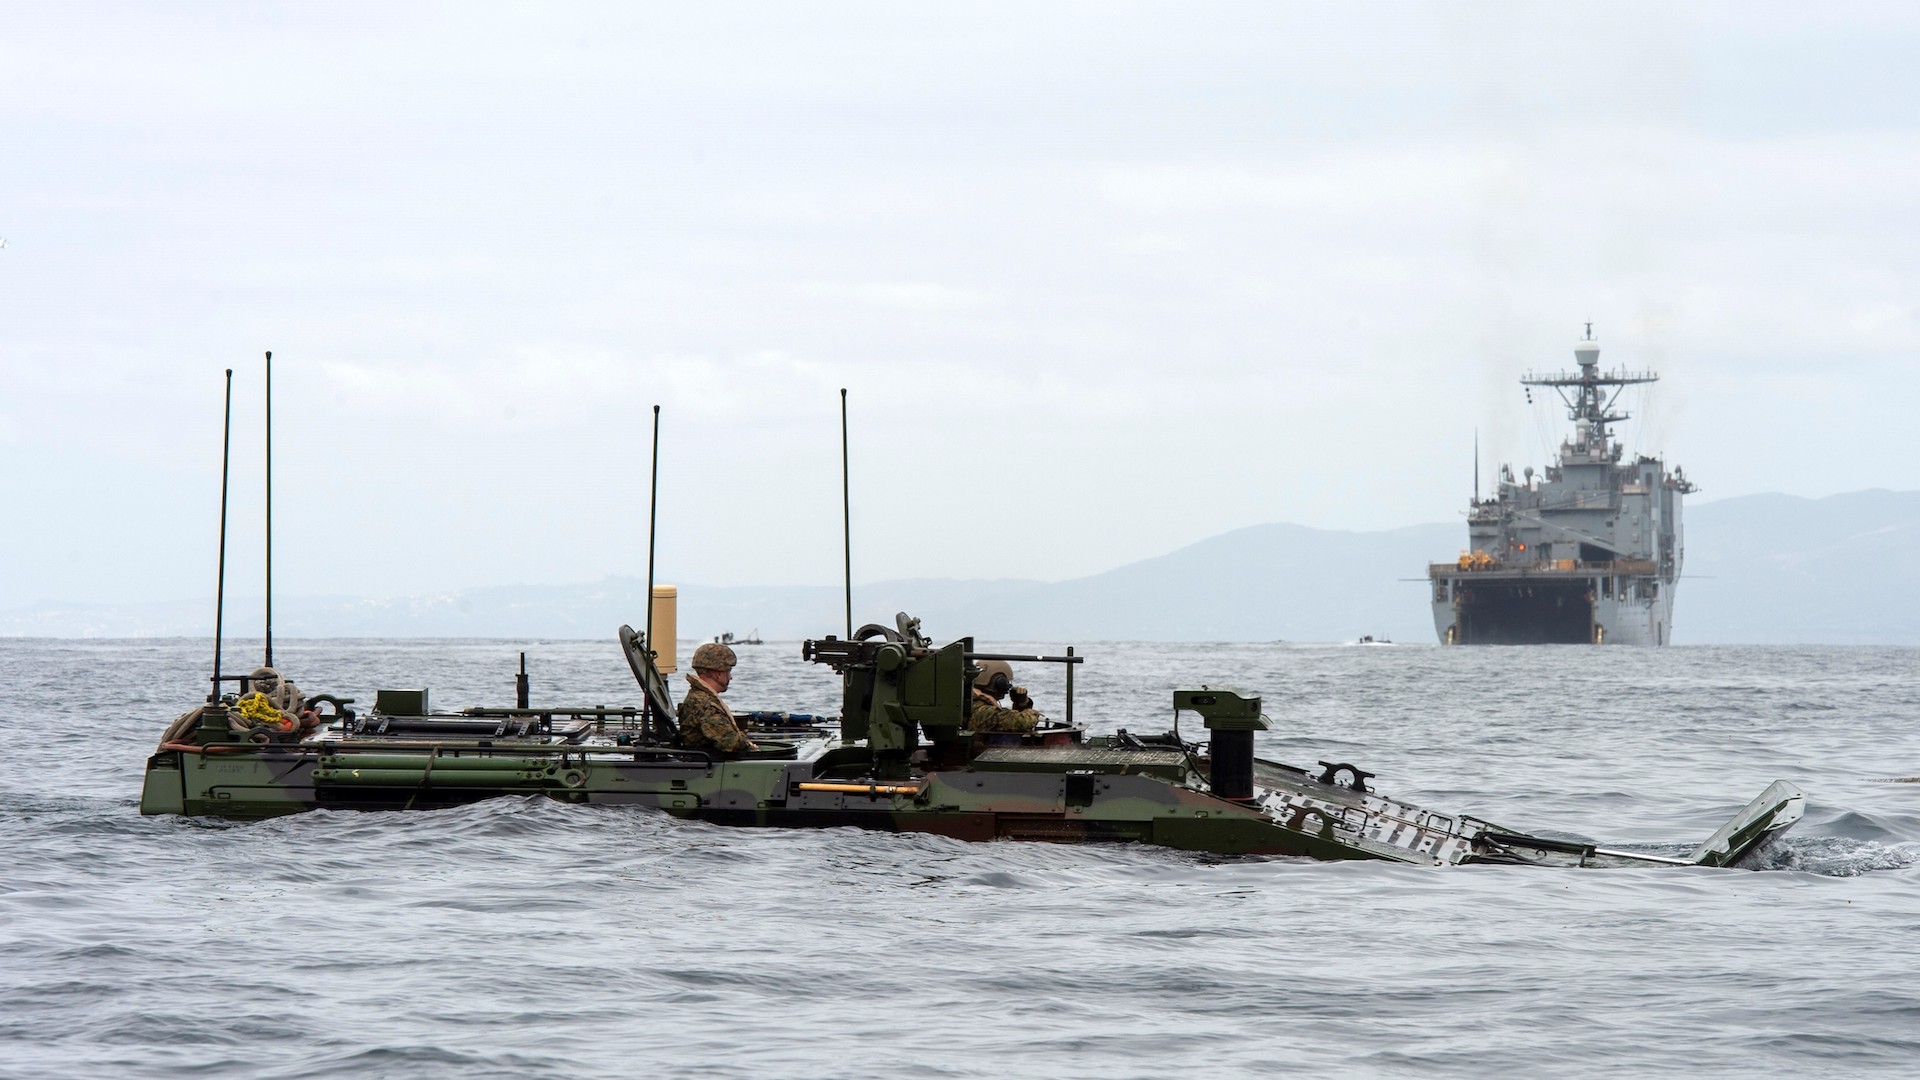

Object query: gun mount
[803,612,1086,778]
[804,615,968,778]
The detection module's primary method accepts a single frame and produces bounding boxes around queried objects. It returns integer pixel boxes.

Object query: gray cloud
[3,2,1917,609]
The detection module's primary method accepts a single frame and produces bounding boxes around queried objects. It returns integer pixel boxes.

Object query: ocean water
[2,637,1917,1079]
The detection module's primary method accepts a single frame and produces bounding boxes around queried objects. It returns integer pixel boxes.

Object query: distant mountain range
[6,490,1917,644]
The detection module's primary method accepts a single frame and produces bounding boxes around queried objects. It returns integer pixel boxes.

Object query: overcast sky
[4,2,1917,608]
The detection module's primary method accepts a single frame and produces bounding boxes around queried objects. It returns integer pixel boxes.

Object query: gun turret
[803,614,973,778]
[805,613,1091,778]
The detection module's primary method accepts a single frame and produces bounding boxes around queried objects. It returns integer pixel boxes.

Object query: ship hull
[1431,569,1675,646]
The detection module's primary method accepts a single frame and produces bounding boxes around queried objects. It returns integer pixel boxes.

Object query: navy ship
[1431,327,1695,645]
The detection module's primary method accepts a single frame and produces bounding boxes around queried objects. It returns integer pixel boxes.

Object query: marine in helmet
[676,641,758,756]
[968,659,1041,733]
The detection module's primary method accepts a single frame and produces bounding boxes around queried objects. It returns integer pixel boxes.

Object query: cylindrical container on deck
[651,585,678,672]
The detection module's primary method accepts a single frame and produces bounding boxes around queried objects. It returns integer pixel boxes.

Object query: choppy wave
[3,639,1918,1079]
[1757,835,1920,876]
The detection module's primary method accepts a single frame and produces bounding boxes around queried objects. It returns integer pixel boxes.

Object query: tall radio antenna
[210,369,234,703]
[263,350,274,669]
[644,404,661,728]
[840,388,852,638]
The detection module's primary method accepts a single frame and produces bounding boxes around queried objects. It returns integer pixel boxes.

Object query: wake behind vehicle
[140,613,1803,869]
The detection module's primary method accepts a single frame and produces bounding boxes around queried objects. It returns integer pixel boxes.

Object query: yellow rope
[235,692,291,730]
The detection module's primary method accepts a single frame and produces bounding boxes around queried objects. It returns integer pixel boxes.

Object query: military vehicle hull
[142,617,1803,867]
[140,717,1803,868]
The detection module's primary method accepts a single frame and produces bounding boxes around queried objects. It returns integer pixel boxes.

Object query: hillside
[5,491,1916,644]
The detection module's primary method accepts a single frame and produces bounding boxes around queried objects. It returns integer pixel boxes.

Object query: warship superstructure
[1432,328,1695,645]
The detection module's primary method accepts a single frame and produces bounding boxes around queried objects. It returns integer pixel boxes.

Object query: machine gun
[803,614,966,776]
[801,613,932,673]
[803,612,1086,778]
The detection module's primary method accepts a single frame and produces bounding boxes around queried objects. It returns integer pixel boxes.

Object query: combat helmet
[972,658,1014,697]
[690,642,738,672]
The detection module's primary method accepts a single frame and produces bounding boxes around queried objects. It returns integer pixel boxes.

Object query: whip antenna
[840,388,852,638]
[264,350,273,669]
[644,404,661,729]
[210,369,234,703]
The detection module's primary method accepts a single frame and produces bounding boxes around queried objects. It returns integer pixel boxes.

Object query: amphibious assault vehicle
[141,614,1803,868]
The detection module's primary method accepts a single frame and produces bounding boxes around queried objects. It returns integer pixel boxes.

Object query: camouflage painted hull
[140,725,1804,868]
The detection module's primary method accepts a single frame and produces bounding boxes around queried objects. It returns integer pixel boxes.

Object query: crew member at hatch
[676,642,758,756]
[969,659,1041,733]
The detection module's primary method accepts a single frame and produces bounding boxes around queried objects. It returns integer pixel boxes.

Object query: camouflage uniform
[969,689,1041,733]
[677,674,753,755]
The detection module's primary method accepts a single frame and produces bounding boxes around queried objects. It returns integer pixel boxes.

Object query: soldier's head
[691,642,738,692]
[972,659,1014,701]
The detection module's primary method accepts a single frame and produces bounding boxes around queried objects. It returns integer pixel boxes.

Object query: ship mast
[1518,324,1659,457]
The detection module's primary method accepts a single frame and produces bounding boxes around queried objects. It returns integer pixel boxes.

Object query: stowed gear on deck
[158,665,315,746]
